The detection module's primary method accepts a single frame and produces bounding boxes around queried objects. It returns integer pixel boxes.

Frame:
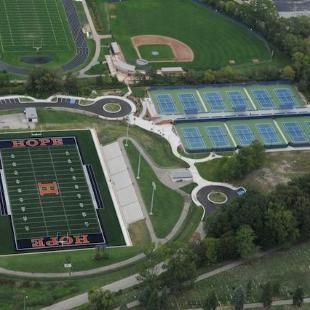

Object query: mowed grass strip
[109,0,271,69]
[124,140,183,238]
[0,246,142,273]
[138,44,175,62]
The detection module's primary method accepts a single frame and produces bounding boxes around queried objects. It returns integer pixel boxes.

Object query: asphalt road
[0,98,132,119]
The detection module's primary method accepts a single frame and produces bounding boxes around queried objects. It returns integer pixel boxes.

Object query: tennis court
[227,91,249,112]
[275,88,295,109]
[205,126,231,148]
[231,124,255,146]
[251,89,274,109]
[203,92,225,112]
[0,137,105,250]
[178,93,200,114]
[156,94,177,114]
[255,124,282,145]
[181,127,205,150]
[281,122,309,143]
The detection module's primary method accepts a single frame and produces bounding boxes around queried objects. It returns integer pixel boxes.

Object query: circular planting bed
[103,103,122,113]
[207,191,228,204]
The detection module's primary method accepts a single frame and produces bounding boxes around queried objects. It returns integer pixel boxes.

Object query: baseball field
[100,0,274,69]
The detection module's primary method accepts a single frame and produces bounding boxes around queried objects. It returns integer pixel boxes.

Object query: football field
[0,137,105,250]
[0,0,73,53]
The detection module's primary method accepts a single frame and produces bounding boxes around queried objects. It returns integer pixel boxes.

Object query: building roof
[161,67,184,73]
[170,169,192,179]
[24,107,38,119]
[114,59,136,73]
[111,42,121,54]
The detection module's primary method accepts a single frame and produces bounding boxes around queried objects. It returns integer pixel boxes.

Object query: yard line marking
[44,0,58,44]
[2,0,14,45]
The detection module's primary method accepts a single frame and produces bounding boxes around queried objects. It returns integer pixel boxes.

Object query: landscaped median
[124,140,183,239]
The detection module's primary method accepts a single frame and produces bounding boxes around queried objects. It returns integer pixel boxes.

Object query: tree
[265,204,299,246]
[280,65,296,80]
[88,288,115,310]
[293,286,304,307]
[204,290,218,310]
[64,73,78,95]
[26,67,63,96]
[261,282,273,308]
[232,286,245,310]
[163,247,197,293]
[235,225,256,258]
[204,237,219,264]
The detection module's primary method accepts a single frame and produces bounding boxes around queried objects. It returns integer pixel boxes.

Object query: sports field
[0,130,125,252]
[138,44,175,62]
[175,115,310,152]
[104,0,272,69]
[149,83,304,115]
[0,0,75,68]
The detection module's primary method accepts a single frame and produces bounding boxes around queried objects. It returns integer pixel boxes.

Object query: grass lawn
[37,109,187,168]
[105,0,274,70]
[85,63,109,75]
[0,246,142,273]
[124,140,183,238]
[128,220,151,246]
[180,183,197,195]
[103,103,121,112]
[138,44,175,62]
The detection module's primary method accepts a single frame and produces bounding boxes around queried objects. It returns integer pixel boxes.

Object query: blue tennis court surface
[256,124,280,145]
[232,124,255,146]
[206,126,230,147]
[203,92,225,112]
[252,90,274,109]
[182,127,205,149]
[156,94,176,114]
[282,122,308,143]
[227,91,248,112]
[276,88,295,109]
[178,93,199,114]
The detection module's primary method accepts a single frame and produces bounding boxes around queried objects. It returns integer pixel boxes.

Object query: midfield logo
[38,182,59,196]
[31,235,90,248]
[11,138,64,148]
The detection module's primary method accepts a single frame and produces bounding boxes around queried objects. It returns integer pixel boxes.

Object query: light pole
[23,295,28,310]
[150,181,156,215]
[136,152,141,179]
[125,121,129,147]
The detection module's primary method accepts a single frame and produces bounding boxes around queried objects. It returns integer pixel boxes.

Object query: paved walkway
[79,0,111,77]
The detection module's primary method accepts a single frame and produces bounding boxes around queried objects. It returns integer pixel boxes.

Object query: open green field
[124,140,183,238]
[105,0,273,69]
[0,0,75,69]
[138,44,175,62]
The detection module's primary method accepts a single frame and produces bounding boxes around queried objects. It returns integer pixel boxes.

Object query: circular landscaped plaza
[103,102,122,113]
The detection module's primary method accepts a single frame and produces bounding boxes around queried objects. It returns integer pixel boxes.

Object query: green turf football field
[0,0,75,67]
[1,140,103,249]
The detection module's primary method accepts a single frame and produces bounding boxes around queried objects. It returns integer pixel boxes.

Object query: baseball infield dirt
[131,35,194,62]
